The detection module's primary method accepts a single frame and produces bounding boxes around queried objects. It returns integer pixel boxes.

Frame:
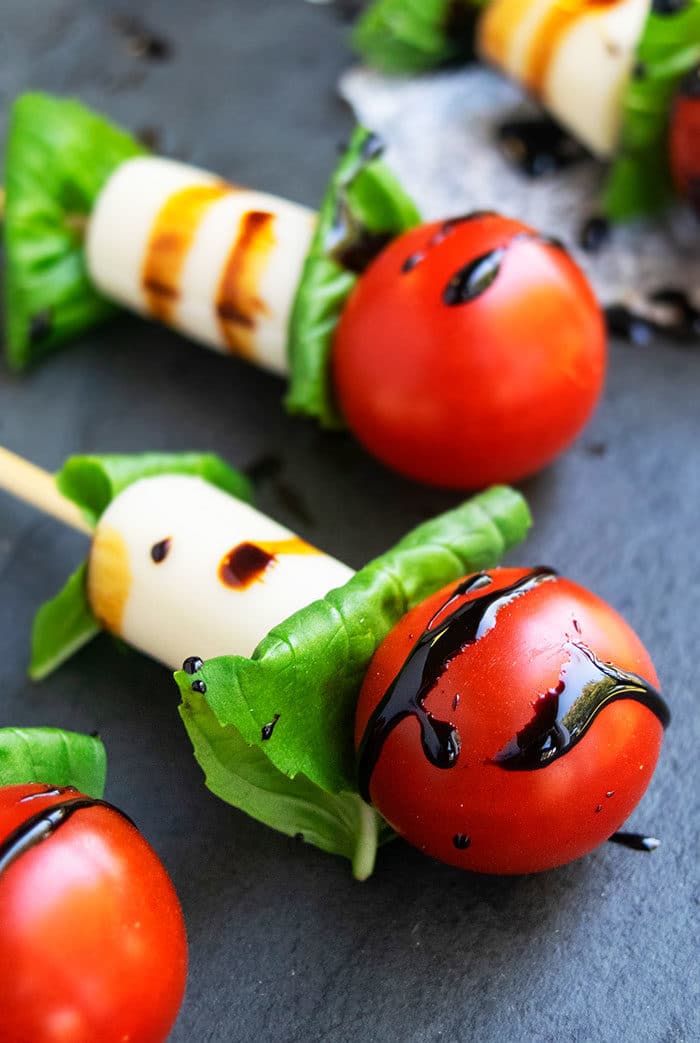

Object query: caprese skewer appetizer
[0,448,669,879]
[3,94,606,488]
[355,0,700,219]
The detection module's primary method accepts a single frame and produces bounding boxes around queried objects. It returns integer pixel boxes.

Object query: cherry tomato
[333,213,606,489]
[0,784,187,1043]
[669,66,700,217]
[355,567,668,874]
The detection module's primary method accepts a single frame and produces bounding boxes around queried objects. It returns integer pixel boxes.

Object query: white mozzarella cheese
[86,156,220,314]
[86,156,316,375]
[544,0,651,157]
[86,475,354,670]
[478,0,651,157]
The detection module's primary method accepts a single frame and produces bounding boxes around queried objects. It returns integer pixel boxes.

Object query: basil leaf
[604,3,700,219]
[180,687,392,879]
[57,451,253,528]
[285,126,421,427]
[353,0,485,75]
[4,93,146,370]
[174,485,531,796]
[30,563,99,681]
[0,727,107,797]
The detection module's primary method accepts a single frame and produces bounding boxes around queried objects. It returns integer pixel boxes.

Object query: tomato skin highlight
[333,215,606,489]
[0,785,187,1043]
[669,69,700,217]
[355,568,665,875]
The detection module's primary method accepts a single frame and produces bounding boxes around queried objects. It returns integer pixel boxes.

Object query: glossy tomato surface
[0,784,187,1043]
[669,66,700,216]
[355,568,666,874]
[333,214,606,489]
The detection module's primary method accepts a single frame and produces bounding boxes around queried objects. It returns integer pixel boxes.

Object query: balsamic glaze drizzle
[219,542,275,589]
[357,568,556,801]
[497,116,588,178]
[261,713,280,741]
[357,567,670,803]
[493,642,669,771]
[150,537,172,563]
[183,656,203,675]
[443,232,565,307]
[0,796,135,877]
[401,212,498,274]
[609,832,660,852]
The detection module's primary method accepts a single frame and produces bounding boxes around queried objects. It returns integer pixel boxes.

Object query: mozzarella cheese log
[86,475,354,670]
[478,0,651,157]
[85,156,316,375]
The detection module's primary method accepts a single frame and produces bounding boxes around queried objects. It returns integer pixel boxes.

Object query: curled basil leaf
[4,93,146,369]
[285,126,421,427]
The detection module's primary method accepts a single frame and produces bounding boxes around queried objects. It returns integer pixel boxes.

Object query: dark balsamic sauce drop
[492,641,669,771]
[0,797,135,877]
[219,542,275,589]
[111,14,173,60]
[444,248,505,305]
[608,832,660,852]
[497,116,588,178]
[150,537,172,563]
[453,833,471,850]
[606,289,700,347]
[357,568,557,801]
[651,0,688,14]
[401,212,498,275]
[28,310,53,344]
[261,714,280,741]
[442,231,566,306]
[183,656,203,675]
[579,216,611,254]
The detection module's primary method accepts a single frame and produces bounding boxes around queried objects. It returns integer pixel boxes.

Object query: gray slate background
[0,2,698,1041]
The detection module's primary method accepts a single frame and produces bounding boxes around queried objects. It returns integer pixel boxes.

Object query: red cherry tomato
[333,213,606,489]
[355,567,668,874]
[0,784,187,1043]
[669,66,700,216]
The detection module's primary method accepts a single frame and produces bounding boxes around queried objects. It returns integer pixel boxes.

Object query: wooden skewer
[0,447,92,535]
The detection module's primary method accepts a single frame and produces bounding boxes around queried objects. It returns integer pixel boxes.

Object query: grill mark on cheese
[218,537,321,590]
[524,0,624,95]
[87,525,132,635]
[216,211,277,358]
[142,183,233,321]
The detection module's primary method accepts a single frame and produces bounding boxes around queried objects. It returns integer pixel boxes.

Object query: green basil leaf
[30,563,99,681]
[285,126,421,427]
[174,485,531,796]
[180,687,392,879]
[0,727,107,797]
[604,3,700,219]
[4,93,146,370]
[57,451,253,528]
[353,0,485,74]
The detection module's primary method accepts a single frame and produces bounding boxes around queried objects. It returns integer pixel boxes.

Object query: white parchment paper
[340,64,699,308]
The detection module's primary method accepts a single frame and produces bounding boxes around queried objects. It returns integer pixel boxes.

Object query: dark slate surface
[0,2,698,1041]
